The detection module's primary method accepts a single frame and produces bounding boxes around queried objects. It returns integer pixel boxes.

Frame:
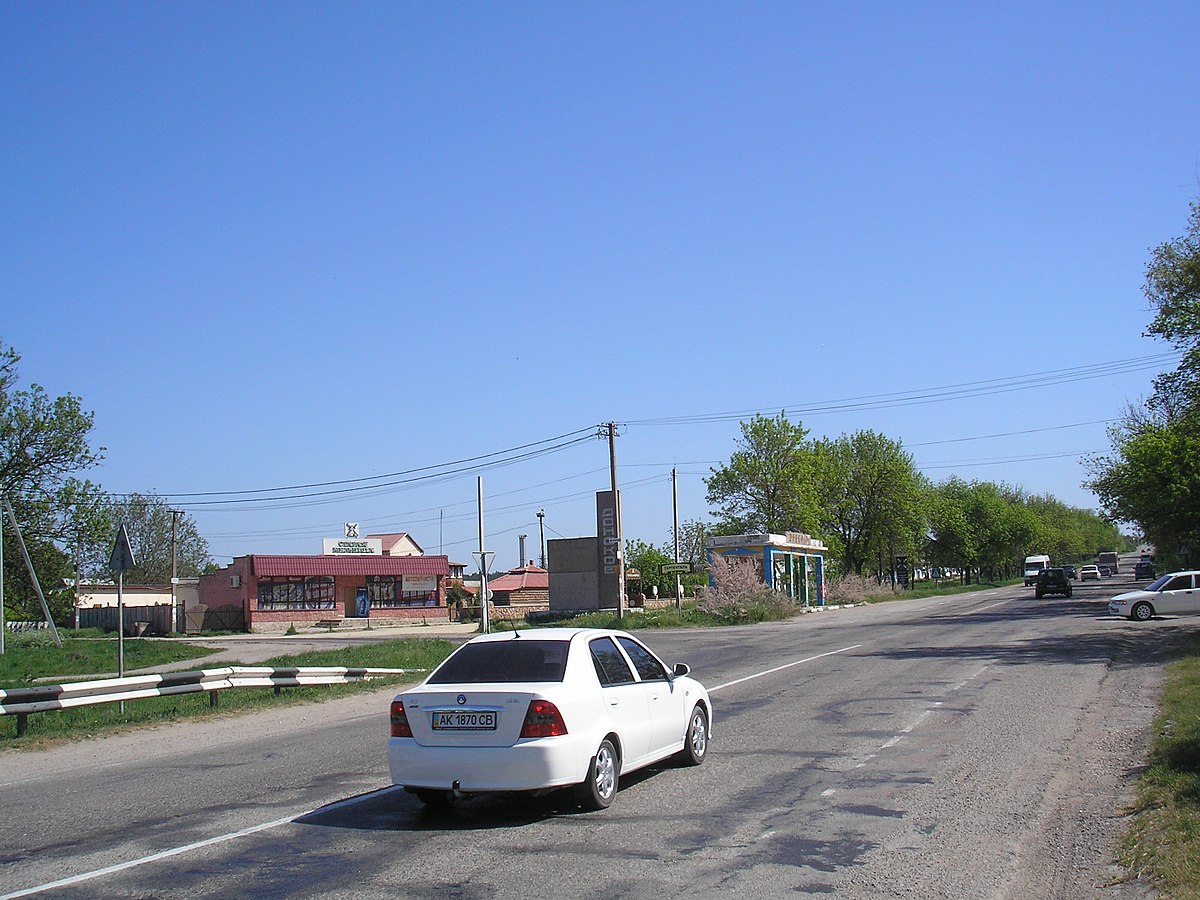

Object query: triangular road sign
[109,523,137,573]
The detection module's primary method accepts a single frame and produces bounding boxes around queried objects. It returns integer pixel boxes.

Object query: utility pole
[171,509,180,634]
[3,496,62,647]
[473,476,492,634]
[605,422,625,620]
[537,509,545,569]
[1,507,5,655]
[673,466,682,610]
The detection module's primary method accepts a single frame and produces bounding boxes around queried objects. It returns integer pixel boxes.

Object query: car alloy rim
[595,745,616,799]
[690,712,707,756]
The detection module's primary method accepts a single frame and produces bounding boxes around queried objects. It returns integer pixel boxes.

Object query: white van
[1023,554,1051,586]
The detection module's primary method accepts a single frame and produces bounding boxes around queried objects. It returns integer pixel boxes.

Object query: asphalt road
[1,575,1187,899]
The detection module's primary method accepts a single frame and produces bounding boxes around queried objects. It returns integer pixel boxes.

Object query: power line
[112,432,596,509]
[117,427,597,501]
[625,353,1177,427]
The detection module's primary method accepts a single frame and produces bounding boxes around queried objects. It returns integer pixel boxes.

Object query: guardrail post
[17,713,27,737]
[209,690,219,708]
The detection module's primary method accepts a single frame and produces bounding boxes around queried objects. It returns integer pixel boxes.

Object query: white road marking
[0,787,404,899]
[708,645,862,693]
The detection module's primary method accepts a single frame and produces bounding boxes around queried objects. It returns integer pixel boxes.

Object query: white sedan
[1080,565,1101,581]
[1109,571,1200,621]
[387,627,711,809]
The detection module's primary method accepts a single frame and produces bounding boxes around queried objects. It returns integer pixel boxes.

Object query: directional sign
[109,523,137,573]
[659,562,695,575]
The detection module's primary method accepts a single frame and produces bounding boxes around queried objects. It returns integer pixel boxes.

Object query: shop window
[366,575,439,608]
[257,576,335,611]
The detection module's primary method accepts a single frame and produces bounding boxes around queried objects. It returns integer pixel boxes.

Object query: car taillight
[520,699,568,738]
[390,700,413,737]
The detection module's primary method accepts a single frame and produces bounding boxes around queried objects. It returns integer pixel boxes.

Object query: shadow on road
[295,764,667,832]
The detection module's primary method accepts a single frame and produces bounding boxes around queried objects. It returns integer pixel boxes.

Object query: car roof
[461,627,635,644]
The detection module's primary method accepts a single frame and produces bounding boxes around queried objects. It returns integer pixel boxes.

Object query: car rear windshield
[428,640,570,684]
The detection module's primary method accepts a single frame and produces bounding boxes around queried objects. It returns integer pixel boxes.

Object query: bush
[825,573,898,604]
[695,555,798,624]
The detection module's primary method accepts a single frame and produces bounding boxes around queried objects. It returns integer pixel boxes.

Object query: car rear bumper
[388,736,587,791]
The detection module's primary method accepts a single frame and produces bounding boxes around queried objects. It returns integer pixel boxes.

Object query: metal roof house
[197,534,450,632]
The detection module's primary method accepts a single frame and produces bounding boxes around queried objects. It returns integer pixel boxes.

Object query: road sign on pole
[109,524,137,687]
[659,562,694,575]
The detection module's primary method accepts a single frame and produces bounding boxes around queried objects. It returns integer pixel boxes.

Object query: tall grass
[0,630,215,686]
[1120,631,1200,897]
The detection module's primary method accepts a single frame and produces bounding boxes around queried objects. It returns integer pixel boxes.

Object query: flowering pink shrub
[696,554,798,623]
[824,573,897,604]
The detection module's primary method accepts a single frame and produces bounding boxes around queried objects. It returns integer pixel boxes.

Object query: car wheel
[1035,590,1043,598]
[577,739,619,810]
[677,704,709,766]
[1131,601,1155,622]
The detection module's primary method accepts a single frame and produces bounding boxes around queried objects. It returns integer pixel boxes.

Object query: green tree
[99,493,213,583]
[1,340,103,621]
[667,518,714,595]
[927,479,1035,583]
[1087,196,1200,567]
[705,414,819,535]
[1144,197,1200,407]
[624,539,673,601]
[810,430,927,577]
[1088,420,1200,567]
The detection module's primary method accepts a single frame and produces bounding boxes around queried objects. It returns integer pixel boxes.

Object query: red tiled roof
[251,555,450,578]
[488,565,549,592]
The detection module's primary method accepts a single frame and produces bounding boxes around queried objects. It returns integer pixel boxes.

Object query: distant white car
[1109,572,1200,621]
[1080,565,1101,581]
[387,628,711,809]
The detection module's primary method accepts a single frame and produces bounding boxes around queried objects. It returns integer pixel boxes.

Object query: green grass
[0,633,455,747]
[0,629,217,685]
[848,578,1017,605]
[1120,631,1200,898]
[517,605,724,631]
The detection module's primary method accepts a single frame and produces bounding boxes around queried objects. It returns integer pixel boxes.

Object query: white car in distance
[388,627,711,810]
[1109,571,1200,621]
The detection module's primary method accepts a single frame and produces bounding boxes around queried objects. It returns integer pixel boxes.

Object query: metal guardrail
[0,666,422,737]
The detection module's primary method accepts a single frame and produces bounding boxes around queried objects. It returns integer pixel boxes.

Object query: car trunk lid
[400,687,548,748]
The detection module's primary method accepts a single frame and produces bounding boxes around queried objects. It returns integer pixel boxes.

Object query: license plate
[432,710,497,731]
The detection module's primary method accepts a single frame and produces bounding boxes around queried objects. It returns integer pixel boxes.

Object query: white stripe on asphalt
[708,645,862,693]
[0,787,404,899]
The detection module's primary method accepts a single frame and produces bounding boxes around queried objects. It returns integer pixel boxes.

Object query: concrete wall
[548,537,601,611]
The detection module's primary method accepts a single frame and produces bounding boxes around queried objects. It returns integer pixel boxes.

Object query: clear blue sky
[3,3,1198,571]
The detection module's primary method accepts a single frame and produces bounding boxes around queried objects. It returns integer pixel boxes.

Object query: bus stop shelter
[706,532,827,606]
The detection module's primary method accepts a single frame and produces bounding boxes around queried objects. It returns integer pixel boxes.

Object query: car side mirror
[672,663,690,678]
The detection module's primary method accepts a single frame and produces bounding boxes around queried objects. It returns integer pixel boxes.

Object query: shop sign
[596,490,621,602]
[404,575,437,593]
[323,538,383,555]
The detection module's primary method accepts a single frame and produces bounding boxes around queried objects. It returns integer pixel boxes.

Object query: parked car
[387,628,711,810]
[1134,561,1156,580]
[1035,567,1072,598]
[1080,565,1101,581]
[1061,564,1078,580]
[1109,572,1200,621]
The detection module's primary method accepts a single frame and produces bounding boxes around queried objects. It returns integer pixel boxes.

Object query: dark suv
[1134,561,1156,580]
[1035,567,1073,598]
